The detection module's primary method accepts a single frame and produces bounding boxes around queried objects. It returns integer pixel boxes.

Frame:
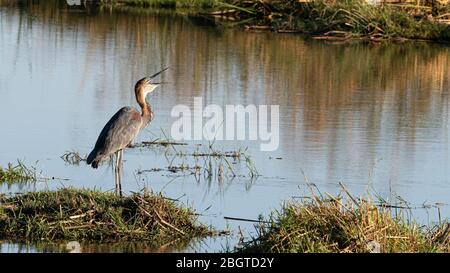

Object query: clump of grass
[238,188,449,253]
[0,188,214,248]
[0,161,37,185]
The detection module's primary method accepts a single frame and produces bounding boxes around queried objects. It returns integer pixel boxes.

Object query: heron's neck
[138,98,153,129]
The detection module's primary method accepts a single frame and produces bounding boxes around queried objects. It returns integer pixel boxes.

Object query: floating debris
[131,139,189,148]
[366,241,381,253]
[66,241,82,253]
[138,164,202,175]
[180,150,242,158]
[60,151,86,165]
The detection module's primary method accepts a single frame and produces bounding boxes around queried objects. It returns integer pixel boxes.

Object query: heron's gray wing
[87,107,142,164]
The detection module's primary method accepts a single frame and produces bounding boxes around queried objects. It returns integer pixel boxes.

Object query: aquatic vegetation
[138,149,258,183]
[0,161,38,185]
[61,138,259,185]
[0,188,216,248]
[238,186,450,253]
[132,136,259,179]
[175,146,259,179]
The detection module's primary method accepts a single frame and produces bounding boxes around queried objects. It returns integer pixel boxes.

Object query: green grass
[0,188,215,248]
[0,161,37,186]
[238,189,450,253]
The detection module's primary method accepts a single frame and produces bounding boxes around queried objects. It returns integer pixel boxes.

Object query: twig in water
[224,216,270,224]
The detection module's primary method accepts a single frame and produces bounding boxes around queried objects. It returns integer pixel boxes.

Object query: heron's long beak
[147,66,169,81]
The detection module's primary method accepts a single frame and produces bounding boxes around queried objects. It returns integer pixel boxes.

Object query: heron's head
[135,67,169,99]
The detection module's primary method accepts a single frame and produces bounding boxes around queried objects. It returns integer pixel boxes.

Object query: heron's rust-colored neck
[136,91,153,128]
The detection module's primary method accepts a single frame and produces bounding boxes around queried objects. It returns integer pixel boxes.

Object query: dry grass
[239,189,449,253]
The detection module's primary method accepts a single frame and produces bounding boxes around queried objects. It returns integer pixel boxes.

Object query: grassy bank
[110,0,450,41]
[0,188,214,248]
[219,0,450,41]
[113,0,222,9]
[238,189,449,253]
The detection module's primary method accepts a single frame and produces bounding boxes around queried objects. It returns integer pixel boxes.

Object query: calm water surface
[0,2,449,252]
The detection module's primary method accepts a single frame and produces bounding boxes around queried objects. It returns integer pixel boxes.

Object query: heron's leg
[115,151,120,195]
[114,164,118,195]
[118,149,123,197]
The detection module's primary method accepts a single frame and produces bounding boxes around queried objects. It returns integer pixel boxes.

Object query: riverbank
[238,186,449,253]
[110,0,450,42]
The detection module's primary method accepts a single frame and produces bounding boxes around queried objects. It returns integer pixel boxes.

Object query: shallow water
[0,1,449,252]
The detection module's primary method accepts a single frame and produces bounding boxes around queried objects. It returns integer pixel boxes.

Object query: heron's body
[86,106,152,168]
[86,67,168,196]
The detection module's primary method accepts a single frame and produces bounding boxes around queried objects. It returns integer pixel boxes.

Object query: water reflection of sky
[0,3,449,252]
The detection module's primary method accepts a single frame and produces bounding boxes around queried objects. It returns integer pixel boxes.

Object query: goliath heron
[86,67,169,196]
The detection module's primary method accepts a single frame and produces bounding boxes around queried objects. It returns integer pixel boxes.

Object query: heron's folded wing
[93,106,142,157]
